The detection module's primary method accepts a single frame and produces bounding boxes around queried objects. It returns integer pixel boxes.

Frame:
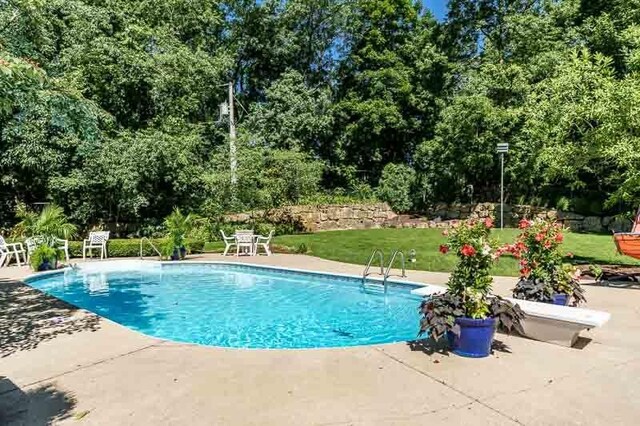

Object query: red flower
[555,233,564,243]
[566,251,574,258]
[544,240,552,249]
[439,244,449,254]
[516,242,526,252]
[460,244,476,257]
[484,217,494,228]
[534,233,544,242]
[520,267,531,277]
[518,219,530,229]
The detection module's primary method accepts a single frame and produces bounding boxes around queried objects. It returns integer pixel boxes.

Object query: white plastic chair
[254,230,274,256]
[235,230,254,256]
[0,236,26,267]
[25,236,68,261]
[55,238,70,263]
[220,230,237,256]
[83,231,110,259]
[25,236,42,257]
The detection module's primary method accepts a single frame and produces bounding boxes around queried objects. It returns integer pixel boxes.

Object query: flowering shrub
[511,218,586,306]
[419,218,524,341]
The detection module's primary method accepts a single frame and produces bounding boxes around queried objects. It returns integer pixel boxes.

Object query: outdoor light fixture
[409,249,416,263]
[496,143,509,229]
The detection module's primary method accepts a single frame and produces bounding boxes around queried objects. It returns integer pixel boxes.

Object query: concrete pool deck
[1,254,639,425]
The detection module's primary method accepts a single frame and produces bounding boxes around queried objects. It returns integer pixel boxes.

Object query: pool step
[361,278,386,294]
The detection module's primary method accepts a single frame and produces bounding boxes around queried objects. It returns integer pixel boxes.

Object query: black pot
[179,247,187,259]
[170,249,180,261]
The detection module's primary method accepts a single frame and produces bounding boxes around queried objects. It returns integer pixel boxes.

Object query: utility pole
[228,82,237,186]
[496,143,509,229]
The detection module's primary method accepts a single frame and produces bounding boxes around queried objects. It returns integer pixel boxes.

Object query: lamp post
[496,143,509,229]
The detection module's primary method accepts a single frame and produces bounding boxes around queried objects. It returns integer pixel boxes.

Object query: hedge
[67,239,205,258]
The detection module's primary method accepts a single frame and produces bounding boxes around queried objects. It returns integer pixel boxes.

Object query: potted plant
[419,218,525,358]
[29,244,60,271]
[14,203,77,244]
[163,208,198,260]
[511,218,586,306]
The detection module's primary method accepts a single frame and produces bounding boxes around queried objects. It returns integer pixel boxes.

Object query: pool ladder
[362,249,407,294]
[139,237,162,259]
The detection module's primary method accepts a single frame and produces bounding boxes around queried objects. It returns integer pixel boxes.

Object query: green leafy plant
[419,218,525,341]
[13,203,77,245]
[294,243,308,254]
[376,163,416,213]
[164,208,199,258]
[29,244,59,271]
[589,264,604,281]
[511,218,586,306]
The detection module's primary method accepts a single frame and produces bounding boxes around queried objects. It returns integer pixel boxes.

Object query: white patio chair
[235,230,255,256]
[25,236,42,258]
[0,235,26,267]
[83,231,110,260]
[55,237,70,263]
[220,230,237,256]
[254,230,274,256]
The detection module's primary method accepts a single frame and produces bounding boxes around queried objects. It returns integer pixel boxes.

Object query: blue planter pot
[37,258,57,271]
[551,293,569,306]
[447,317,496,358]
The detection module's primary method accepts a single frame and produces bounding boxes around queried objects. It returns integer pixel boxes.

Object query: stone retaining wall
[225,203,397,232]
[419,203,628,233]
[225,202,630,233]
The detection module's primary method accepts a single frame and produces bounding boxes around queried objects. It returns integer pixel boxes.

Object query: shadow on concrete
[406,338,451,356]
[407,337,513,356]
[0,278,100,358]
[0,377,77,425]
[572,336,593,349]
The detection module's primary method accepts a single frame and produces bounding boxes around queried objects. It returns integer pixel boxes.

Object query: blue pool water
[26,263,423,349]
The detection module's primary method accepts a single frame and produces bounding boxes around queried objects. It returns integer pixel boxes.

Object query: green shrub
[376,163,416,213]
[294,243,308,254]
[29,244,59,271]
[67,239,204,258]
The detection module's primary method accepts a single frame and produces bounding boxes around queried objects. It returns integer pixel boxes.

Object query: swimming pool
[25,262,425,349]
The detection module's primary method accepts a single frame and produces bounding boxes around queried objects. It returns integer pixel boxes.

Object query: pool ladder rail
[362,249,407,294]
[139,237,162,259]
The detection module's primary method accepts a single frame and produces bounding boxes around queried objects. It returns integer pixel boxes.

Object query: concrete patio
[1,254,639,425]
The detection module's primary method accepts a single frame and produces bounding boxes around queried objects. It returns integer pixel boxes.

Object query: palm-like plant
[164,208,199,252]
[14,203,77,245]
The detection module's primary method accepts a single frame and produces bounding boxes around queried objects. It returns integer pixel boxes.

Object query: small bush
[294,243,308,254]
[67,239,204,258]
[376,163,416,213]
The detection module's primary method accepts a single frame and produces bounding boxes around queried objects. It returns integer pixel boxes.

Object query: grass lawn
[203,228,639,276]
[259,228,639,277]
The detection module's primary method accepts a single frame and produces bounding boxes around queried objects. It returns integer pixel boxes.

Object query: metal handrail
[140,237,162,259]
[384,250,407,284]
[362,249,384,284]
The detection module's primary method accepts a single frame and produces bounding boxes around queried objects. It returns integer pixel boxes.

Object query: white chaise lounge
[0,236,26,267]
[410,286,611,347]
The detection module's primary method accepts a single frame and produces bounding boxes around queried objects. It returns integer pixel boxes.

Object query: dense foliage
[2,0,640,231]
